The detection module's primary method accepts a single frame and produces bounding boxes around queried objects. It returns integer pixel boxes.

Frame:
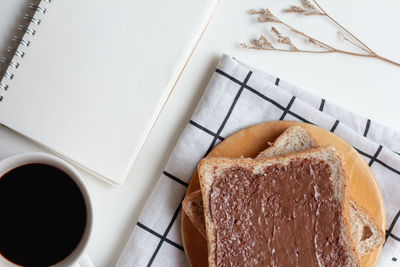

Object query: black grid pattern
[189,120,224,141]
[386,209,400,242]
[136,222,184,251]
[146,199,184,266]
[127,59,400,266]
[162,171,188,187]
[319,98,326,111]
[279,96,296,120]
[215,69,311,124]
[364,119,371,137]
[212,69,400,179]
[355,147,400,176]
[330,120,340,132]
[204,71,253,156]
[136,171,187,266]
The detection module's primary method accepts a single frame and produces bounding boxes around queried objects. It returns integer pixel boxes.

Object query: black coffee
[0,164,87,267]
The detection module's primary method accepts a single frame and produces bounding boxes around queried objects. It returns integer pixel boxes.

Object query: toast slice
[183,191,385,258]
[182,126,315,238]
[182,125,384,257]
[257,125,316,158]
[199,146,360,266]
[182,189,206,237]
[349,200,385,256]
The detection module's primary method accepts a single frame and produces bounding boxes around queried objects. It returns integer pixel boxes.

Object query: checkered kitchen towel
[117,55,400,266]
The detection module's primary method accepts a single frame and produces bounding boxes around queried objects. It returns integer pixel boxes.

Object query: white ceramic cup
[0,152,94,267]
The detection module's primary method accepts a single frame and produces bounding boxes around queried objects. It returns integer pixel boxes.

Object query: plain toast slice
[257,125,316,158]
[182,190,206,238]
[349,200,385,256]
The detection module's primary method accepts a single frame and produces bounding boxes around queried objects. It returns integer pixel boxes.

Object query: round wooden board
[181,121,385,267]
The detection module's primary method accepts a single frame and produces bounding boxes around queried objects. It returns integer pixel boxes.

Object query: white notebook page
[0,0,217,185]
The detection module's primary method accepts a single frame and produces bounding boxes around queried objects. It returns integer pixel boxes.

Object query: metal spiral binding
[17,25,36,36]
[0,0,50,101]
[23,15,41,25]
[28,3,47,14]
[7,47,25,58]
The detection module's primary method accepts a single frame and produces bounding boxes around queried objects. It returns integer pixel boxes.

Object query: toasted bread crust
[339,150,361,266]
[182,190,207,238]
[349,199,385,256]
[256,125,317,159]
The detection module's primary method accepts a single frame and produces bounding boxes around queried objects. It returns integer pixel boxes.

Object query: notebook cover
[0,0,219,185]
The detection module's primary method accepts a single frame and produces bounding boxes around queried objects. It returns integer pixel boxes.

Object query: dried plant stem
[244,48,331,53]
[248,45,400,67]
[278,19,334,51]
[338,32,370,54]
[243,2,400,67]
[335,51,400,67]
[310,0,375,55]
[258,9,334,51]
[310,0,400,66]
[373,55,400,67]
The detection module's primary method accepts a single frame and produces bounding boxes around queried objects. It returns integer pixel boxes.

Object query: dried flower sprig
[283,0,323,16]
[249,8,280,23]
[242,0,400,67]
[271,27,298,50]
[248,35,274,49]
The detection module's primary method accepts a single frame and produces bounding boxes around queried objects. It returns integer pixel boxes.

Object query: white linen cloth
[117,55,400,267]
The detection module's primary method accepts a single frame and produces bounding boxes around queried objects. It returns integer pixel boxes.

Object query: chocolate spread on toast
[209,159,348,266]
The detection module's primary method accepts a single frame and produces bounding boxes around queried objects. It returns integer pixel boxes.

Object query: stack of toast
[182,126,384,266]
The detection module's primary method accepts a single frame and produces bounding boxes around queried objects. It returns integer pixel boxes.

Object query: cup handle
[72,253,94,267]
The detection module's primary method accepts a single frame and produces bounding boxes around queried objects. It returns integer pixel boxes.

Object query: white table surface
[1,0,399,266]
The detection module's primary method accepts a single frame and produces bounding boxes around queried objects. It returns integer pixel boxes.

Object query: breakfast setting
[0,0,399,266]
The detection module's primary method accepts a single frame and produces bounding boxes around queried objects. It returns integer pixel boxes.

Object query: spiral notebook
[0,0,219,185]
